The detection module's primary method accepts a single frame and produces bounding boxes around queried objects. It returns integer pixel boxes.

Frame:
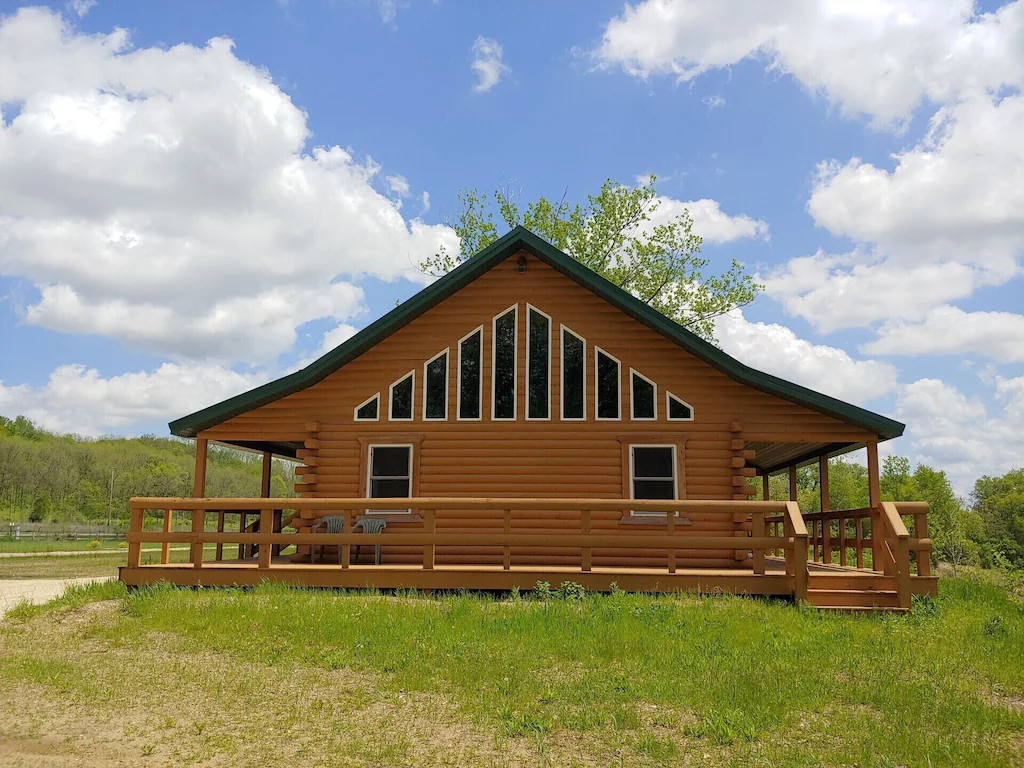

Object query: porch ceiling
[747,441,865,474]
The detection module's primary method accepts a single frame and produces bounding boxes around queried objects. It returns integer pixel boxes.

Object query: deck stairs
[805,570,906,612]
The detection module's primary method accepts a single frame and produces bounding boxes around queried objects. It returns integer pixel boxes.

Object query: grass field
[0,539,128,553]
[0,545,213,579]
[0,575,1022,767]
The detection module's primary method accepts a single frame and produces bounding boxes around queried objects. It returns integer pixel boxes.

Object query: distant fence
[1,521,128,541]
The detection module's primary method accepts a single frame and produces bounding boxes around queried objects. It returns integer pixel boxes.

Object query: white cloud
[766,93,1024,342]
[595,0,1024,129]
[470,36,510,93]
[715,310,898,404]
[66,0,96,17]
[419,190,431,213]
[896,376,1024,490]
[651,196,768,244]
[0,7,457,363]
[863,306,1024,362]
[0,362,263,437]
[385,174,410,197]
[702,94,724,110]
[375,0,405,23]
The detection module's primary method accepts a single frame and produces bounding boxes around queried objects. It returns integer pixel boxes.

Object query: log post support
[341,512,351,569]
[127,505,143,568]
[866,436,882,571]
[161,509,172,565]
[819,454,831,564]
[752,508,765,575]
[666,509,676,574]
[258,508,273,570]
[190,437,208,567]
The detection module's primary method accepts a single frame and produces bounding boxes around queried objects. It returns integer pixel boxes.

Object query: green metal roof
[170,226,905,442]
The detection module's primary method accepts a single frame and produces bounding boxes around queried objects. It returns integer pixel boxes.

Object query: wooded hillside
[0,415,296,526]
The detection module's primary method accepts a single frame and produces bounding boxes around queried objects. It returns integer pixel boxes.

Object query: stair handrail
[878,502,911,609]
[784,501,809,603]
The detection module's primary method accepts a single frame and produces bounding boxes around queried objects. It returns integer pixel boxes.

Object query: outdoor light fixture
[517,255,527,273]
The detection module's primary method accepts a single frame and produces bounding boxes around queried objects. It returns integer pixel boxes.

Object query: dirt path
[0,578,111,617]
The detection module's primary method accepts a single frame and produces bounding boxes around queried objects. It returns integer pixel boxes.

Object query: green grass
[0,539,129,553]
[0,546,209,579]
[0,577,1022,766]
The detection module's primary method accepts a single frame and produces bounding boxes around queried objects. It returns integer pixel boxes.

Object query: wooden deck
[121,497,936,610]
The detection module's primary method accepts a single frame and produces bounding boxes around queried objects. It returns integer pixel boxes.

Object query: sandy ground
[0,578,110,617]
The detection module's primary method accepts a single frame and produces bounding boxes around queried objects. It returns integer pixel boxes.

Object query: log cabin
[122,227,937,610]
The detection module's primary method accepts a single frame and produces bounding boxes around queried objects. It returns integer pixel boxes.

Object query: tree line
[0,415,296,527]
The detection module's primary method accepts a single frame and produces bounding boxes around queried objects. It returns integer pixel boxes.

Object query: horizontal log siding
[206,252,872,568]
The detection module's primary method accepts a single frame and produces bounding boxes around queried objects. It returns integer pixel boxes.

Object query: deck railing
[126,497,810,595]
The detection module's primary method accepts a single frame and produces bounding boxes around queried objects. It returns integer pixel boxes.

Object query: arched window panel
[388,370,415,421]
[423,348,449,421]
[594,347,621,420]
[560,325,586,421]
[630,369,657,421]
[354,392,380,421]
[491,304,517,420]
[526,304,551,420]
[457,326,483,421]
[666,391,694,421]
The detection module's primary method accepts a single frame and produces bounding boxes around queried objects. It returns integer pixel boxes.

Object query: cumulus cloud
[896,376,1024,490]
[595,0,1024,129]
[0,362,264,437]
[715,310,898,404]
[862,306,1024,362]
[470,36,510,93]
[650,196,768,244]
[0,7,457,364]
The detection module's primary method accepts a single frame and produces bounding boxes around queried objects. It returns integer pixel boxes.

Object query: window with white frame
[630,369,656,420]
[492,305,517,420]
[366,445,413,513]
[354,392,379,421]
[595,347,621,420]
[666,392,694,421]
[423,348,448,420]
[389,371,414,421]
[630,445,677,512]
[526,305,550,420]
[458,326,483,420]
[560,325,585,420]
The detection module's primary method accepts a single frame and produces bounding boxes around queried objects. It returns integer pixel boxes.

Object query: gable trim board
[169,227,904,450]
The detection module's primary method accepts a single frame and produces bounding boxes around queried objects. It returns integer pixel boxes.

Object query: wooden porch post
[866,436,883,571]
[819,455,831,564]
[190,438,208,567]
[762,471,770,501]
[788,465,798,501]
[260,451,272,498]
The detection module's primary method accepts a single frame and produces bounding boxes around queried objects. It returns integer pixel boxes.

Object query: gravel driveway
[0,578,111,617]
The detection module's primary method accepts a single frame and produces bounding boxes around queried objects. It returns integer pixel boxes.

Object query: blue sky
[0,1,1022,490]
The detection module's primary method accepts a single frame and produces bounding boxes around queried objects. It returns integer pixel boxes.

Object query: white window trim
[525,304,552,421]
[353,392,380,422]
[422,347,449,421]
[491,304,518,421]
[629,368,658,421]
[629,444,678,516]
[366,443,414,514]
[559,324,586,422]
[387,369,416,422]
[456,325,484,422]
[594,346,622,421]
[666,391,695,422]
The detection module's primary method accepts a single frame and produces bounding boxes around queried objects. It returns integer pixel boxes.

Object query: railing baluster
[855,517,864,569]
[190,508,204,569]
[162,509,172,564]
[258,508,272,570]
[752,509,764,575]
[215,510,225,562]
[341,512,351,569]
[127,505,143,568]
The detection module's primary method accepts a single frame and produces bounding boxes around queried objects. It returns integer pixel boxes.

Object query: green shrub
[116,541,129,549]
[558,581,586,601]
[86,540,102,550]
[533,580,552,601]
